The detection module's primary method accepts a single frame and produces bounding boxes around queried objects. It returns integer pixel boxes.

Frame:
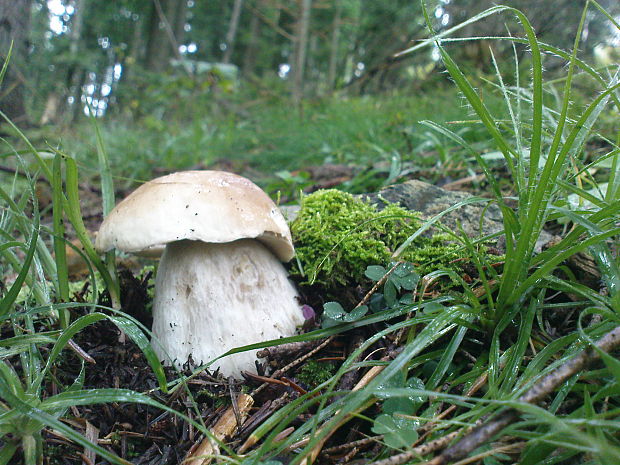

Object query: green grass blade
[419,120,505,202]
[107,315,167,392]
[488,47,527,195]
[31,312,167,394]
[0,112,52,180]
[39,388,170,410]
[607,144,619,203]
[520,332,579,385]
[0,441,18,465]
[516,228,620,300]
[427,316,472,389]
[0,362,25,400]
[392,196,490,259]
[208,299,451,365]
[589,0,620,30]
[63,155,120,306]
[0,214,39,316]
[499,296,537,393]
[89,114,119,305]
[0,42,11,85]
[542,4,588,180]
[2,389,130,465]
[52,153,70,327]
[552,205,620,298]
[0,241,23,254]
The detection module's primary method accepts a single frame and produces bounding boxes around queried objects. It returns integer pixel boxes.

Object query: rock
[279,204,301,222]
[361,180,503,239]
[364,180,554,251]
[281,180,554,252]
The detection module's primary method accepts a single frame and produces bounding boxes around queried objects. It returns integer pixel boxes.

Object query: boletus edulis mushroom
[95,170,305,377]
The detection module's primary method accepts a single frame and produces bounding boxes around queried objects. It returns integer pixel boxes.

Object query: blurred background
[1,0,619,192]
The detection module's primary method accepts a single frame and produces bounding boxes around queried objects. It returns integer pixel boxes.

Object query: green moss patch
[297,360,336,388]
[290,189,465,290]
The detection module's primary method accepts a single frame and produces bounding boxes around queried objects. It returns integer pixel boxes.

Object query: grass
[0,1,619,463]
[34,85,508,195]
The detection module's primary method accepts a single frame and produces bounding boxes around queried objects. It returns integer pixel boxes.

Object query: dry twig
[183,393,254,465]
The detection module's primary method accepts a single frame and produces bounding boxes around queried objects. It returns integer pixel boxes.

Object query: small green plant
[297,360,336,389]
[321,301,368,328]
[372,371,426,450]
[365,262,420,308]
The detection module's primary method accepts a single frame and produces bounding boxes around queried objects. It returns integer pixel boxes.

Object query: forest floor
[3,85,618,464]
[37,158,487,465]
[33,154,602,465]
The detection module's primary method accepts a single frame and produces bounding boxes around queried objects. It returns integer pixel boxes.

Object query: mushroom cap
[95,170,295,261]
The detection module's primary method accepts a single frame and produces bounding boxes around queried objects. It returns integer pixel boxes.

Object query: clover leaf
[371,413,419,450]
[322,302,368,328]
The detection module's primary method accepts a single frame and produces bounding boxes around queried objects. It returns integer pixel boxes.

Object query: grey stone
[361,180,504,240]
[281,180,553,251]
[279,204,301,222]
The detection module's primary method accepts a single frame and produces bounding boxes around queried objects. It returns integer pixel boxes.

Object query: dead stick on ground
[183,393,254,465]
[371,325,620,465]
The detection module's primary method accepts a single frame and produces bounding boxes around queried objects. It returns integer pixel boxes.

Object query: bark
[0,0,32,124]
[64,0,87,123]
[242,3,261,76]
[70,69,87,122]
[171,0,188,46]
[327,0,342,92]
[144,0,185,72]
[223,0,244,64]
[292,0,312,106]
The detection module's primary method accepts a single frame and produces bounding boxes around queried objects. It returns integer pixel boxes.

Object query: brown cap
[95,171,295,261]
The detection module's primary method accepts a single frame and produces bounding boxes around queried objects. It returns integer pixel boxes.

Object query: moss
[290,189,465,290]
[297,360,336,388]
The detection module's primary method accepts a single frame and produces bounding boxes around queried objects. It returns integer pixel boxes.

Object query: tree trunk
[223,0,244,64]
[242,2,261,76]
[71,69,87,122]
[144,0,184,72]
[0,0,32,125]
[171,0,188,46]
[306,33,318,94]
[327,0,342,92]
[64,0,87,123]
[292,0,312,107]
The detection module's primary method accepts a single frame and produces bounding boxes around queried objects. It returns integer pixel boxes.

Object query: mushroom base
[151,239,304,377]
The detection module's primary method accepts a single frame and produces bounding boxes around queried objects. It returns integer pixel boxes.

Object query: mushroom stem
[151,239,304,376]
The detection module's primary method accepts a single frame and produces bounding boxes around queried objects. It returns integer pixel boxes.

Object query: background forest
[2,0,619,187]
[1,1,620,465]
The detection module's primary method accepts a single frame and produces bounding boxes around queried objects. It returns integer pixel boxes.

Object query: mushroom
[95,170,305,377]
